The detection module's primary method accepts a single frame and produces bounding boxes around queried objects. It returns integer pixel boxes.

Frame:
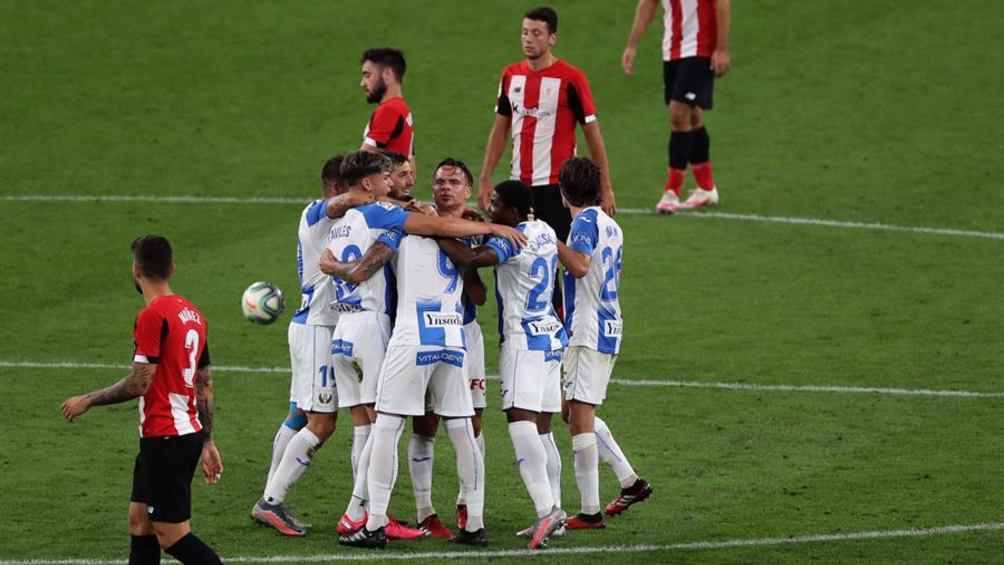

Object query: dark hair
[495,180,534,218]
[321,155,345,186]
[131,235,173,280]
[524,6,558,33]
[340,150,393,186]
[434,157,474,186]
[381,150,409,167]
[361,47,407,82]
[558,157,602,207]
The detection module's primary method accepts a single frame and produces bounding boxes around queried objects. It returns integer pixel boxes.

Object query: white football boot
[655,190,681,214]
[678,186,719,209]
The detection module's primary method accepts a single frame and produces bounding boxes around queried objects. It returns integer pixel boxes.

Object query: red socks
[691,162,715,191]
[664,168,686,196]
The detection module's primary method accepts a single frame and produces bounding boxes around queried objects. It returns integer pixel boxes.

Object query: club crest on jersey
[177,308,201,325]
[423,312,463,327]
[318,392,333,405]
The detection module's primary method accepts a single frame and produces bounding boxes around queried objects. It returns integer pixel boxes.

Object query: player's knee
[307,415,336,440]
[128,507,153,536]
[669,103,693,130]
[283,403,307,430]
[152,522,189,549]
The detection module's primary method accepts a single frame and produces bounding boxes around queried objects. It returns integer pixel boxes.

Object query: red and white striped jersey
[661,0,718,61]
[133,295,210,438]
[495,60,597,187]
[363,96,414,158]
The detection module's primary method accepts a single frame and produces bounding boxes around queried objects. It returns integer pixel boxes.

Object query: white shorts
[464,322,487,410]
[331,312,391,408]
[376,345,474,418]
[287,322,337,413]
[563,346,618,406]
[498,347,563,413]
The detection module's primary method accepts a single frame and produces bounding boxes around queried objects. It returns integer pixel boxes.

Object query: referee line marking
[1,521,1001,564]
[2,360,1002,398]
[4,194,1003,241]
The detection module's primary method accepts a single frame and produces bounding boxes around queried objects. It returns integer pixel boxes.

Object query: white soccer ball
[241,281,285,325]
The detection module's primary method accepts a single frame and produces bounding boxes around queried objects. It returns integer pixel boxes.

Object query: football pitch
[2,1,1003,563]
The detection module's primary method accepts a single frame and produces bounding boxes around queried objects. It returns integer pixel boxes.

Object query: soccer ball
[241,281,284,325]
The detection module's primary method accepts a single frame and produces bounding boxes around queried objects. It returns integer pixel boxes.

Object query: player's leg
[456,323,487,529]
[266,323,314,487]
[563,346,606,529]
[539,355,564,513]
[128,453,160,565]
[410,411,447,536]
[677,57,719,208]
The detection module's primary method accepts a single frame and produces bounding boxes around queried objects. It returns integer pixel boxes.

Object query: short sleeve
[305,199,328,227]
[133,308,165,363]
[364,105,404,148]
[494,70,512,118]
[566,70,597,125]
[197,341,211,369]
[568,213,600,255]
[360,202,409,231]
[483,236,518,264]
[375,229,404,251]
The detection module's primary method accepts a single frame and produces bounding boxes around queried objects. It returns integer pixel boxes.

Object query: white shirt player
[327,202,408,316]
[562,206,623,355]
[292,199,340,326]
[388,234,466,349]
[484,220,568,351]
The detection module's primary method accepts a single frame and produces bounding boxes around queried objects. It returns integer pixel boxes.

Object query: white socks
[351,424,371,483]
[408,434,436,523]
[264,427,320,504]
[365,414,406,531]
[540,431,563,510]
[267,424,298,486]
[572,432,601,515]
[508,421,554,518]
[445,418,485,531]
[345,432,374,521]
[457,432,486,506]
[594,416,638,488]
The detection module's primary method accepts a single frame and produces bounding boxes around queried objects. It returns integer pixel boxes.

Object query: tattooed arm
[320,242,395,285]
[61,362,155,422]
[325,190,375,220]
[196,366,223,485]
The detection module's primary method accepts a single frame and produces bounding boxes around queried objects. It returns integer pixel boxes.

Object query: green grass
[2,1,1003,563]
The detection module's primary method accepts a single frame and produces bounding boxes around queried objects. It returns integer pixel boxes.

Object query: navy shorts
[130,433,203,523]
[664,57,714,109]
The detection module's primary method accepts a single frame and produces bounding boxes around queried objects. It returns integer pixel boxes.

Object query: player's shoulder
[302,198,329,226]
[502,61,527,76]
[553,59,588,80]
[379,96,410,114]
[358,201,407,226]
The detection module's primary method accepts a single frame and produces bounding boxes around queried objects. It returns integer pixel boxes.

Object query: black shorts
[530,184,572,243]
[664,57,714,109]
[131,433,203,523]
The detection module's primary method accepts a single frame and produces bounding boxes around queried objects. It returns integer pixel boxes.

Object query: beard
[366,79,387,104]
[134,279,143,295]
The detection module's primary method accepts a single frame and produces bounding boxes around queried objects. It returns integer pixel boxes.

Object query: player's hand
[621,46,637,75]
[489,223,528,248]
[200,440,223,485]
[405,199,437,216]
[477,178,493,213]
[61,394,91,422]
[711,48,730,77]
[319,249,337,275]
[461,208,485,223]
[600,187,618,216]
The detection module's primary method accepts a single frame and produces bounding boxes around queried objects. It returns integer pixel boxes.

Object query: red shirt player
[61,235,223,565]
[478,6,617,244]
[622,0,731,214]
[359,48,415,171]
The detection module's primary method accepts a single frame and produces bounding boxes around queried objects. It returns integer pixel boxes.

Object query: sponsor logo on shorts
[528,320,563,336]
[685,92,697,101]
[423,312,463,327]
[415,349,465,368]
[544,350,563,363]
[331,339,354,356]
[603,321,623,336]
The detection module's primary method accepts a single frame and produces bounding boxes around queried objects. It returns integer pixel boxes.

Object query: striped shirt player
[562,207,623,405]
[484,220,569,413]
[327,202,407,409]
[363,97,414,159]
[661,0,718,61]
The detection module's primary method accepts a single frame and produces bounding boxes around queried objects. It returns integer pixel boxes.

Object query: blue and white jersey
[461,236,480,326]
[326,201,407,316]
[485,220,568,352]
[563,207,623,355]
[388,235,466,348]
[292,199,340,326]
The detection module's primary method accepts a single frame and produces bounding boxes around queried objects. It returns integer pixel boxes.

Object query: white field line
[1,522,1001,564]
[4,194,1003,241]
[2,360,1002,398]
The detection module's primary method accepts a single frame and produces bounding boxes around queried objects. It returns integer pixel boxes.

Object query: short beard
[366,80,387,104]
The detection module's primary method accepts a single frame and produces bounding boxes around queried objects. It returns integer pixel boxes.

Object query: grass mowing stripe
[4,361,1002,398]
[2,522,1001,564]
[4,194,1003,241]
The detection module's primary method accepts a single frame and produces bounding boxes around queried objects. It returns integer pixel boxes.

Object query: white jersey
[292,199,339,326]
[484,220,568,352]
[388,235,466,348]
[562,207,623,354]
[327,202,408,316]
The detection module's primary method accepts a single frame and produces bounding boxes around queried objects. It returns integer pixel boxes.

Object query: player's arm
[326,191,376,220]
[581,121,617,216]
[196,363,223,485]
[711,0,731,77]
[320,242,395,285]
[61,362,156,422]
[462,268,488,306]
[557,240,591,279]
[437,238,501,270]
[477,115,512,212]
[622,0,660,75]
[403,213,527,247]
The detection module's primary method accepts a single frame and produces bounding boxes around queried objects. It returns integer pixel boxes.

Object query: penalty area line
[2,361,1002,398]
[2,521,1002,564]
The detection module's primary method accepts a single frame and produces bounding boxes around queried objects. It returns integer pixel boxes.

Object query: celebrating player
[438,180,569,550]
[621,0,731,213]
[61,236,223,565]
[360,48,416,173]
[556,157,652,529]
